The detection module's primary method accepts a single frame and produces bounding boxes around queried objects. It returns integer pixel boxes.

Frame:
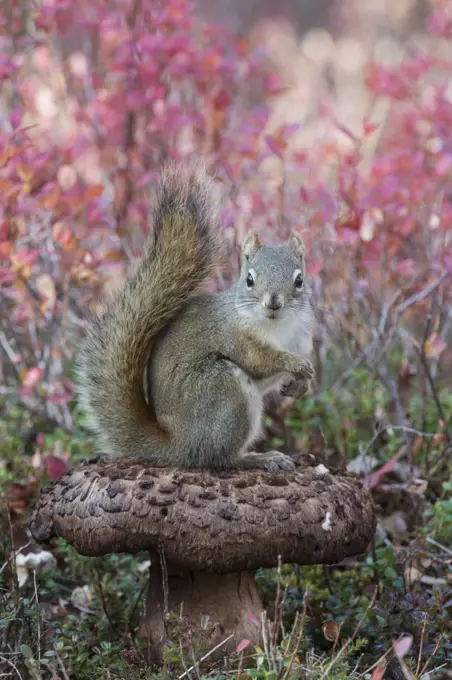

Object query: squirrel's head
[236,230,310,322]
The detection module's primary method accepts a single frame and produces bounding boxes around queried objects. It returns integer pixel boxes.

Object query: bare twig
[0,541,32,577]
[272,555,282,647]
[55,650,71,680]
[177,634,234,680]
[417,614,428,677]
[95,569,118,635]
[0,656,24,680]
[419,634,444,677]
[396,272,448,315]
[416,345,452,443]
[426,536,452,556]
[360,648,392,678]
[159,549,169,620]
[126,576,149,646]
[33,571,41,664]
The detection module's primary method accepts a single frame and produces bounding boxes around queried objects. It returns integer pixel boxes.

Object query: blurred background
[1,0,451,677]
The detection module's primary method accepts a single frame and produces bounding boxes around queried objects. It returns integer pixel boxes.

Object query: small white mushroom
[314,464,329,476]
[15,550,57,588]
[322,511,333,532]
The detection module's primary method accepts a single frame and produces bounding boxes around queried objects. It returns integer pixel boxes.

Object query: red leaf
[363,120,378,137]
[265,74,288,95]
[85,184,104,201]
[282,123,300,139]
[307,259,323,278]
[444,251,452,276]
[436,154,452,177]
[22,367,43,389]
[0,268,16,285]
[247,612,260,627]
[265,135,286,158]
[338,228,359,245]
[236,639,251,653]
[9,108,23,130]
[371,664,386,680]
[43,455,70,480]
[12,248,40,267]
[367,450,404,489]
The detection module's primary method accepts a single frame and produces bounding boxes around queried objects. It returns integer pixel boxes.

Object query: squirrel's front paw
[280,378,310,399]
[294,358,315,382]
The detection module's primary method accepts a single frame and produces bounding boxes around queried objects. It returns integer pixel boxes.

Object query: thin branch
[420,634,444,677]
[361,424,438,459]
[0,656,24,680]
[426,536,452,557]
[95,568,118,635]
[177,634,234,680]
[416,345,452,443]
[397,272,448,315]
[417,614,428,677]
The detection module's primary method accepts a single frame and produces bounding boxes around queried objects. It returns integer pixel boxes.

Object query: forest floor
[1,367,451,679]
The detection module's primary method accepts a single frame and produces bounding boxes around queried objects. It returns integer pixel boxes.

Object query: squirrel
[76,164,315,472]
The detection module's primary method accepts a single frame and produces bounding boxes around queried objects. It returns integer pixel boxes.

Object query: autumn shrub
[0,0,451,457]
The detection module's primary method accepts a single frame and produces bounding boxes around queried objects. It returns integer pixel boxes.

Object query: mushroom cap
[30,457,376,573]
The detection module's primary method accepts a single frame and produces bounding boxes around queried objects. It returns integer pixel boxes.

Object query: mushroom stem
[141,552,262,661]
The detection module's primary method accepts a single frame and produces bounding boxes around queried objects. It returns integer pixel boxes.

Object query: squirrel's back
[75,164,221,458]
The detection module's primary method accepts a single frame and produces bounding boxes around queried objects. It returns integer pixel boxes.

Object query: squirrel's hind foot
[238,451,295,472]
[280,377,311,399]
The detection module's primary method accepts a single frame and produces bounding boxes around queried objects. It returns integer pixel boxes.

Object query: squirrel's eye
[294,272,303,290]
[246,271,255,288]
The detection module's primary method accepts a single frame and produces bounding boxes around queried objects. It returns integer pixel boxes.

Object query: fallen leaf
[71,585,94,613]
[381,512,408,539]
[322,619,340,643]
[35,274,56,302]
[406,478,428,495]
[393,634,413,659]
[265,134,287,158]
[368,450,404,488]
[236,639,251,653]
[424,333,447,359]
[420,575,447,586]
[21,367,43,389]
[85,183,104,201]
[371,662,386,680]
[404,566,422,587]
[43,455,70,480]
[247,612,260,627]
[7,480,39,513]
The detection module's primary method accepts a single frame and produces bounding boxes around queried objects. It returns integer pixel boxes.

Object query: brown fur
[76,164,221,458]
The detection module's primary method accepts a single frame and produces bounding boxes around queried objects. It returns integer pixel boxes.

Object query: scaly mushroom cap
[30,456,376,572]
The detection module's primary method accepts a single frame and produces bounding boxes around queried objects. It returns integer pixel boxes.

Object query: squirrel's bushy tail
[76,164,221,459]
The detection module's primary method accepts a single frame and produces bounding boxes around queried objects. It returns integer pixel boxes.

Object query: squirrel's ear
[242,230,261,260]
[288,230,306,260]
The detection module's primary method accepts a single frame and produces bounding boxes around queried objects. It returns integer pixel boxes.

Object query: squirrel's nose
[263,293,284,311]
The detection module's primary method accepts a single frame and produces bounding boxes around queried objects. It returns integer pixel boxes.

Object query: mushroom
[30,456,376,662]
